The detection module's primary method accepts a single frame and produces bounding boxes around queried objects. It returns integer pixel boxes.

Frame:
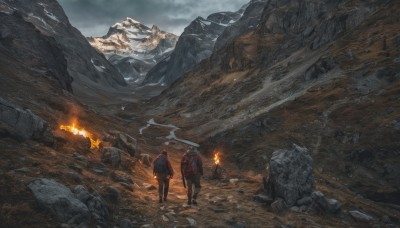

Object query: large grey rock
[254,194,274,204]
[28,179,90,225]
[0,98,49,140]
[349,210,375,222]
[73,185,111,227]
[101,147,122,168]
[311,191,341,213]
[268,144,314,207]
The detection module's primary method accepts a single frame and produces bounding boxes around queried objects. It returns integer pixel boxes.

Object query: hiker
[153,150,174,203]
[181,147,203,205]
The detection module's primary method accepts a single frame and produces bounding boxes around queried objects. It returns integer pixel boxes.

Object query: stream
[139,118,200,147]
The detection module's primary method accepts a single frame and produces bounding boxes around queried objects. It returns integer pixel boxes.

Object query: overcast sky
[58,0,249,37]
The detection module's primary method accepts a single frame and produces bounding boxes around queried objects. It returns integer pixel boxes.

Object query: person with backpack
[153,150,174,203]
[181,147,203,205]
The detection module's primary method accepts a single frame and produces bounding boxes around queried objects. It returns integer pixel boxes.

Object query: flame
[59,121,101,149]
[214,151,220,165]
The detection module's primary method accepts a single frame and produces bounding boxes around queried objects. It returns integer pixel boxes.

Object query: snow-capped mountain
[88,17,178,84]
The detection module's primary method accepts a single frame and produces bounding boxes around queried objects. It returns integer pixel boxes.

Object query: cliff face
[149,0,400,203]
[0,0,127,100]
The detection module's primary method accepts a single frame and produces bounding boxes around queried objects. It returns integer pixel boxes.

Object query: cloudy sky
[58,0,249,37]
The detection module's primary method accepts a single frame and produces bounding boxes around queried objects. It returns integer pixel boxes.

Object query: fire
[214,151,220,165]
[59,121,101,149]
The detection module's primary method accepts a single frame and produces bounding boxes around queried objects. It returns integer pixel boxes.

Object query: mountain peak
[112,17,143,29]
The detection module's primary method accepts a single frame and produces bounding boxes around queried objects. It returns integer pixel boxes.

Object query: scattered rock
[68,163,82,173]
[229,178,239,185]
[290,206,300,212]
[139,153,152,167]
[382,215,391,223]
[65,171,81,184]
[88,162,109,176]
[267,144,314,207]
[297,196,312,206]
[211,207,227,213]
[73,185,111,227]
[28,179,90,226]
[110,171,133,184]
[73,152,88,165]
[103,186,120,203]
[254,194,273,204]
[101,147,122,168]
[119,218,135,228]
[108,131,137,156]
[186,217,196,227]
[144,184,157,191]
[271,198,286,214]
[119,182,134,192]
[14,167,30,174]
[349,210,375,222]
[311,191,341,213]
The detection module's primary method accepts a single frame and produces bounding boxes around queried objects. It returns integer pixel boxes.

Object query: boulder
[139,153,152,167]
[271,198,286,214]
[102,186,120,203]
[73,186,111,227]
[310,191,341,213]
[101,147,122,168]
[349,210,375,222]
[28,179,90,226]
[108,131,137,156]
[254,194,274,204]
[297,196,312,206]
[0,98,52,141]
[110,171,133,184]
[268,144,314,207]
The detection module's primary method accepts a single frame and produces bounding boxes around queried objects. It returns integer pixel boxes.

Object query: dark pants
[157,174,170,200]
[186,174,201,201]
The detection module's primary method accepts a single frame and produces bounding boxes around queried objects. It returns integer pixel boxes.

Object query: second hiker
[181,147,203,205]
[153,150,174,203]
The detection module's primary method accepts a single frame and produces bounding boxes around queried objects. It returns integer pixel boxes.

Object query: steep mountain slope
[149,0,400,207]
[0,0,126,101]
[142,1,268,85]
[88,18,178,84]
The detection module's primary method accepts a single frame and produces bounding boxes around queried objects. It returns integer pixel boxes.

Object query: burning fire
[214,151,220,165]
[59,121,101,149]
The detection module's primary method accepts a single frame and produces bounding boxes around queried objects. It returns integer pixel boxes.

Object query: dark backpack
[154,155,168,174]
[182,154,198,176]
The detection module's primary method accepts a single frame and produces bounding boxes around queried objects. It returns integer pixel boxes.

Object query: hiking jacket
[153,154,174,177]
[181,150,203,176]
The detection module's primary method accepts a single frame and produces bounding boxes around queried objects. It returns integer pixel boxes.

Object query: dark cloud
[58,0,249,36]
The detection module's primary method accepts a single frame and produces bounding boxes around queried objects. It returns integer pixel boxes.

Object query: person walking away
[153,150,174,203]
[181,147,203,205]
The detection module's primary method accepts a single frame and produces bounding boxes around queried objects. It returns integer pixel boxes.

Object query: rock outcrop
[0,98,51,140]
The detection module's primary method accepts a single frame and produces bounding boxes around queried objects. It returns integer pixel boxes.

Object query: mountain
[0,0,127,101]
[88,18,178,84]
[149,0,400,206]
[142,0,269,86]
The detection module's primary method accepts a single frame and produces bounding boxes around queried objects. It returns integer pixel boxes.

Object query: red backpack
[182,154,198,176]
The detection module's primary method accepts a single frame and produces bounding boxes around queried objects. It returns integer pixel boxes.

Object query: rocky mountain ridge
[142,0,269,85]
[0,0,127,101]
[88,17,178,84]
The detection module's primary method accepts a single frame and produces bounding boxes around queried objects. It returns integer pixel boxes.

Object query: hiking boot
[192,199,198,205]
[187,199,192,205]
[159,198,162,203]
[163,197,167,202]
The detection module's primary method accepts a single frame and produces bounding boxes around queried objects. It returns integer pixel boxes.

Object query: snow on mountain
[88,17,178,84]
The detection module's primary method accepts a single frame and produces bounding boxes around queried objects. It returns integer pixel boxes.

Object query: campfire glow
[214,152,220,165]
[59,121,101,149]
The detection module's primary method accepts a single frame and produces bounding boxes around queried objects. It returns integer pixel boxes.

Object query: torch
[212,151,222,179]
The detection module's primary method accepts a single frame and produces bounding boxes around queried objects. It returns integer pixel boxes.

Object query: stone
[382,215,391,223]
[28,179,90,225]
[101,147,122,168]
[73,153,88,165]
[73,185,111,227]
[229,178,239,184]
[144,184,157,191]
[349,210,375,222]
[271,198,286,214]
[311,191,341,213]
[268,144,314,207]
[139,153,152,167]
[14,167,30,174]
[186,217,196,227]
[103,186,120,203]
[110,171,133,184]
[297,196,312,206]
[290,206,300,212]
[0,98,52,140]
[119,218,134,228]
[253,194,274,204]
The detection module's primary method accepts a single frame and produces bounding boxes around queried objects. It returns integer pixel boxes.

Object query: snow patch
[91,58,106,72]
[39,2,60,22]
